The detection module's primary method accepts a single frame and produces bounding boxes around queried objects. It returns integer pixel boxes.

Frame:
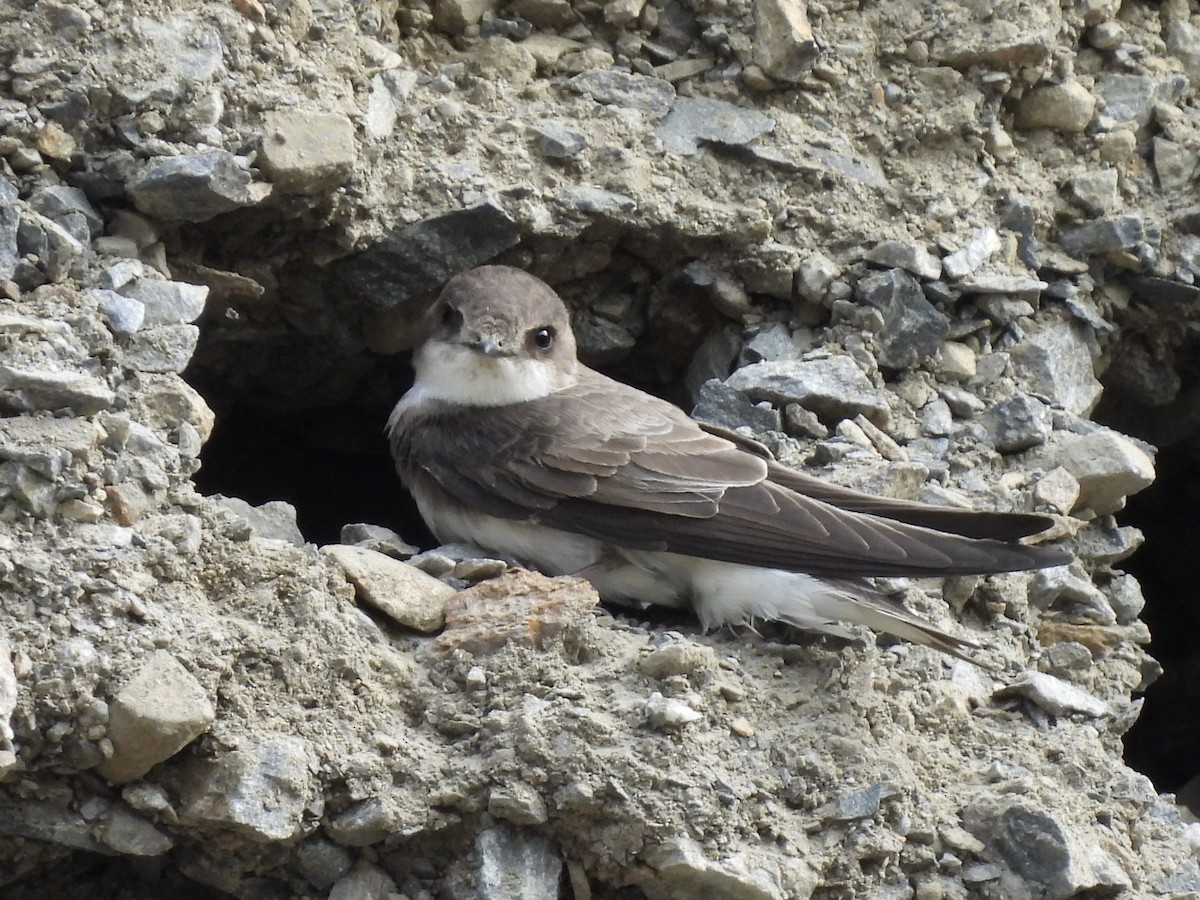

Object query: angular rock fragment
[942,227,1000,280]
[1008,319,1102,416]
[96,806,173,856]
[692,379,781,433]
[127,151,261,222]
[178,734,317,841]
[431,570,598,656]
[259,109,356,192]
[998,671,1110,717]
[856,268,950,370]
[751,0,818,83]
[119,278,209,325]
[214,495,306,545]
[432,0,496,33]
[657,96,774,156]
[0,364,115,415]
[528,119,588,158]
[334,203,520,312]
[328,860,397,900]
[323,544,454,633]
[983,394,1052,453]
[863,241,941,280]
[97,650,216,783]
[963,796,1131,898]
[1059,216,1144,258]
[642,835,817,900]
[477,824,561,900]
[1053,429,1154,515]
[568,68,676,118]
[488,782,548,825]
[0,178,20,282]
[1015,80,1096,132]
[726,356,889,426]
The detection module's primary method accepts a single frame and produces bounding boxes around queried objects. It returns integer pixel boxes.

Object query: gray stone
[214,495,306,545]
[921,397,953,435]
[657,97,774,156]
[122,324,200,374]
[340,522,419,559]
[642,835,816,900]
[1009,320,1103,416]
[727,356,889,426]
[325,798,397,846]
[0,178,19,282]
[983,394,1052,453]
[28,185,103,236]
[1053,429,1155,515]
[488,781,549,825]
[1095,74,1157,128]
[179,734,316,842]
[452,556,508,582]
[856,268,950,370]
[1029,566,1116,625]
[974,295,1035,325]
[942,227,1001,280]
[962,797,1131,899]
[0,636,15,748]
[827,783,891,822]
[323,544,454,633]
[334,202,520,312]
[328,860,397,900]
[1153,137,1197,190]
[0,364,115,415]
[259,109,357,192]
[1033,467,1080,515]
[862,241,941,280]
[1014,80,1096,132]
[1065,169,1120,216]
[529,120,588,158]
[556,184,637,215]
[752,0,818,83]
[96,806,173,856]
[127,151,258,222]
[119,278,209,325]
[957,273,1047,296]
[783,402,829,439]
[644,692,702,730]
[796,251,839,303]
[477,823,562,900]
[687,328,742,401]
[568,68,677,118]
[742,324,807,364]
[693,379,781,433]
[433,0,496,32]
[96,650,216,783]
[1105,573,1145,626]
[93,289,146,336]
[297,837,353,889]
[18,211,87,282]
[1059,216,1144,257]
[997,672,1109,718]
[364,69,418,140]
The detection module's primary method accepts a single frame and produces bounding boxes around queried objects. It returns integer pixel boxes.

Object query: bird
[387,265,1072,664]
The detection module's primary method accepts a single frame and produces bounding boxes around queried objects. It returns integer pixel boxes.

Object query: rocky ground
[3,0,1200,897]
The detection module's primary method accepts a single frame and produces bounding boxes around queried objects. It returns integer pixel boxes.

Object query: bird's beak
[467,334,510,357]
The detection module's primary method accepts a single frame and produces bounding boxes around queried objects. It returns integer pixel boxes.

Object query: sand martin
[387,266,1070,662]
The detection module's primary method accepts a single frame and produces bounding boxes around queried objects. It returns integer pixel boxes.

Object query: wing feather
[389,367,1069,577]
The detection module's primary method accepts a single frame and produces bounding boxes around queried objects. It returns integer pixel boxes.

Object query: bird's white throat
[401,340,574,410]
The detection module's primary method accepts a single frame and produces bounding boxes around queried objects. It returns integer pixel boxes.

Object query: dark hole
[1116,443,1200,794]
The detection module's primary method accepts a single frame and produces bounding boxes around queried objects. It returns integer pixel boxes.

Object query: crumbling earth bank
[2,0,1200,897]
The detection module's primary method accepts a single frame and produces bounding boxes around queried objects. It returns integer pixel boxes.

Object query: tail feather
[685,558,994,669]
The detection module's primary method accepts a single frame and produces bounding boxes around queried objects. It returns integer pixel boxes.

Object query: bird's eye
[440,304,462,329]
[531,326,555,350]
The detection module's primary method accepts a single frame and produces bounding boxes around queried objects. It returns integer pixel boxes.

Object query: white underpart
[394,342,572,418]
[412,493,891,640]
